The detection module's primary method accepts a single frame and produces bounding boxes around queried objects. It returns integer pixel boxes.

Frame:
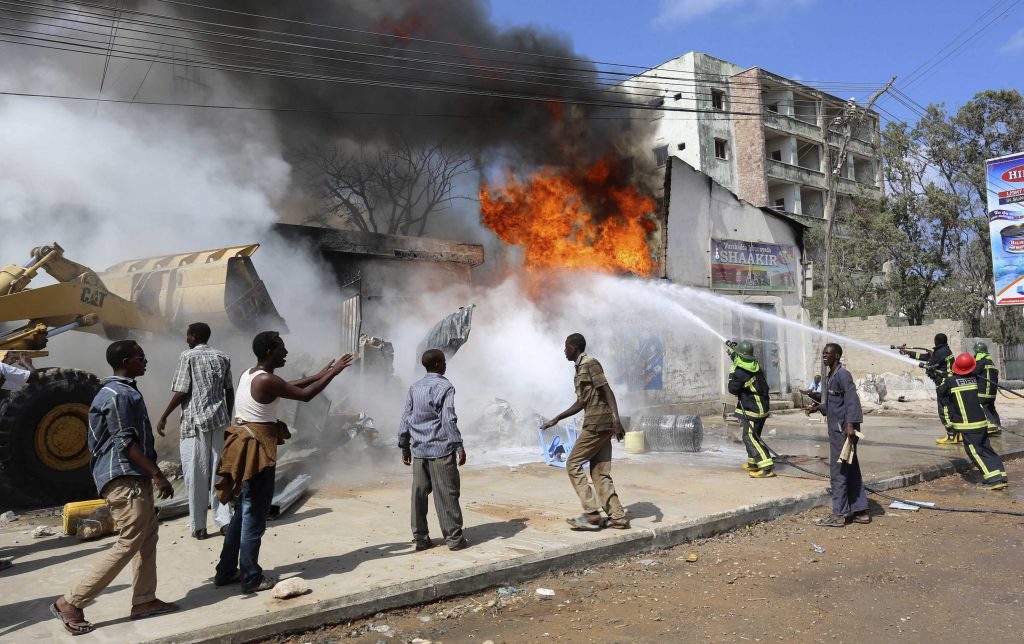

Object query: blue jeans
[216,466,275,589]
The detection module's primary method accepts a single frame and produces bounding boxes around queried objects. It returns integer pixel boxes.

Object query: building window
[775,198,786,209]
[673,92,682,101]
[714,138,728,160]
[767,102,779,114]
[711,89,725,110]
[770,150,782,161]
[677,142,686,151]
[653,144,668,167]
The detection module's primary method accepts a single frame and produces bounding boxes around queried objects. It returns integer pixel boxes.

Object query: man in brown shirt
[542,333,630,530]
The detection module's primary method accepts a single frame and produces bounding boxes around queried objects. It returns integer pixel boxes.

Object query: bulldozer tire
[0,368,101,508]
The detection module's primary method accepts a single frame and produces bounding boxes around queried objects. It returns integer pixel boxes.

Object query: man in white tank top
[214,331,353,593]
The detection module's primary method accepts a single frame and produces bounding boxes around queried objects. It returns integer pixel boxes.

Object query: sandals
[849,513,872,524]
[130,599,180,620]
[605,516,631,529]
[566,515,603,531]
[49,601,95,636]
[815,515,846,528]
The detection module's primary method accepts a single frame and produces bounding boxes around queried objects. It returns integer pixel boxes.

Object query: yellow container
[62,499,107,536]
[624,430,646,454]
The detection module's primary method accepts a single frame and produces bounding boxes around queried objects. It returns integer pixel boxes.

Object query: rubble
[158,460,183,480]
[32,525,55,538]
[856,372,934,404]
[272,577,310,599]
[77,506,115,540]
[0,510,17,524]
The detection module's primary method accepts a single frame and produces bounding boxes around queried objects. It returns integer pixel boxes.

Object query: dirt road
[274,458,1024,644]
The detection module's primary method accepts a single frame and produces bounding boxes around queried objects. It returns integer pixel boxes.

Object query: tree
[304,139,473,236]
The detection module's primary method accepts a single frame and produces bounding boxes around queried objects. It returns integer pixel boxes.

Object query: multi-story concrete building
[628,52,883,219]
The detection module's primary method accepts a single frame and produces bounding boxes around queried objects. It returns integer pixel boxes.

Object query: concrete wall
[621,158,810,415]
[827,315,966,376]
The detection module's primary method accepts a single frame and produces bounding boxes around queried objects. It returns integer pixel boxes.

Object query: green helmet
[973,341,988,354]
[734,340,756,361]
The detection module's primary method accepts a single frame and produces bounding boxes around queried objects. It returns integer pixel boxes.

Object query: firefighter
[972,342,1001,436]
[900,334,956,444]
[937,353,1008,491]
[726,340,774,478]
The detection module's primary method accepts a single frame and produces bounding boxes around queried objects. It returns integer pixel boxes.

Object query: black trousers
[937,397,952,435]
[739,415,773,469]
[960,430,1007,484]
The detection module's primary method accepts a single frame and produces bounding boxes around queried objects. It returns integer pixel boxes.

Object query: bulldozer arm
[99,244,287,334]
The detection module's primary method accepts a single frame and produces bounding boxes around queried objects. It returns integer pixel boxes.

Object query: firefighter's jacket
[973,352,998,400]
[728,354,770,420]
[907,344,953,385]
[936,373,988,432]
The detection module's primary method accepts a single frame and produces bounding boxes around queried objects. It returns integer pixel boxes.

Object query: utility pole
[819,76,896,334]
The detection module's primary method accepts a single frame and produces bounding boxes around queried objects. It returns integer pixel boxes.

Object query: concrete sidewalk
[2,414,1022,643]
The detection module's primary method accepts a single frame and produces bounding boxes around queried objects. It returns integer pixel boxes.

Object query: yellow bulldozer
[0,242,286,507]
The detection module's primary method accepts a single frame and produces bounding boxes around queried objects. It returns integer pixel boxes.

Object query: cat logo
[80,287,108,308]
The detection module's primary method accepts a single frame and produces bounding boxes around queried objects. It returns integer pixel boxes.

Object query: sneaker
[935,434,961,445]
[566,514,604,531]
[213,570,240,587]
[242,576,276,593]
[191,529,208,540]
[448,538,469,551]
[414,538,434,552]
[749,468,776,479]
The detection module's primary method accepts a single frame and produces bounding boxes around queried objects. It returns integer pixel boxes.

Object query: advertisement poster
[987,152,1024,305]
[711,239,797,292]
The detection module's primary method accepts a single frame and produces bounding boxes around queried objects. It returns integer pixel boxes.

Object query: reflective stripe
[966,444,1005,480]
[735,407,769,419]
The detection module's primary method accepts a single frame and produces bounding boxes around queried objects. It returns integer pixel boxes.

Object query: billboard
[711,239,797,292]
[987,152,1024,305]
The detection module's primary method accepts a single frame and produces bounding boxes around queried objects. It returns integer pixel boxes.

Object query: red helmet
[951,352,976,376]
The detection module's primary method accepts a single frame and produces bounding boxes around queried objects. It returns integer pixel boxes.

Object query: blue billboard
[987,152,1024,305]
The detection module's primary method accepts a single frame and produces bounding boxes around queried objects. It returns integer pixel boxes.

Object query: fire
[480,160,658,276]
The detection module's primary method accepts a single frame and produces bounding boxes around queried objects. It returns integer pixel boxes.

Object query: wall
[729,67,768,206]
[622,157,810,415]
[827,315,966,376]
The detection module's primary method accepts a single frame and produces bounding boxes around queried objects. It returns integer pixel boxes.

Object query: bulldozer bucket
[99,244,288,334]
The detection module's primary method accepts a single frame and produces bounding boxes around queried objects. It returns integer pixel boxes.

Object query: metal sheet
[417,304,475,361]
[340,292,361,356]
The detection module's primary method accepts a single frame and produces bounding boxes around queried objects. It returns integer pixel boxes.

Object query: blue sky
[487,0,1024,126]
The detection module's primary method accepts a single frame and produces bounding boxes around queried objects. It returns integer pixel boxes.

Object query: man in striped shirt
[399,349,468,551]
[157,322,234,540]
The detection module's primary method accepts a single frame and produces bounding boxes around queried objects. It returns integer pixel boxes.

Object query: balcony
[763,111,821,141]
[766,159,826,190]
[836,175,882,197]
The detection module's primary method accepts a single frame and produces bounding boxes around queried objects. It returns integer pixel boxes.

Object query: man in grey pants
[399,349,468,551]
[157,322,234,540]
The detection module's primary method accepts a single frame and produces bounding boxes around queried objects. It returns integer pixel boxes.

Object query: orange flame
[480,160,657,276]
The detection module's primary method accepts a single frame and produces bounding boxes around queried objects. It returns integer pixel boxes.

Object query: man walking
[542,333,630,531]
[214,331,352,593]
[806,343,870,527]
[399,349,468,552]
[726,340,774,478]
[937,353,1008,491]
[972,342,1001,436]
[900,334,956,444]
[157,322,234,540]
[51,341,178,635]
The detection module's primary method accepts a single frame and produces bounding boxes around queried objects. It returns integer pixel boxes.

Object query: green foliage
[816,89,1024,342]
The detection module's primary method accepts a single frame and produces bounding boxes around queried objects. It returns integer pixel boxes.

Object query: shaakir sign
[987,152,1024,305]
[710,238,797,292]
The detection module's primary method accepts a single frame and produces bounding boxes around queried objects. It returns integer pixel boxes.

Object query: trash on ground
[811,543,826,554]
[272,576,310,599]
[639,558,659,566]
[32,525,55,538]
[370,624,392,633]
[535,588,555,598]
[889,500,935,510]
[76,506,115,540]
[418,615,432,623]
[497,586,523,595]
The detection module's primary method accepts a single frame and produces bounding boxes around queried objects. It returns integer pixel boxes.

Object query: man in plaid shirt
[157,322,234,539]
